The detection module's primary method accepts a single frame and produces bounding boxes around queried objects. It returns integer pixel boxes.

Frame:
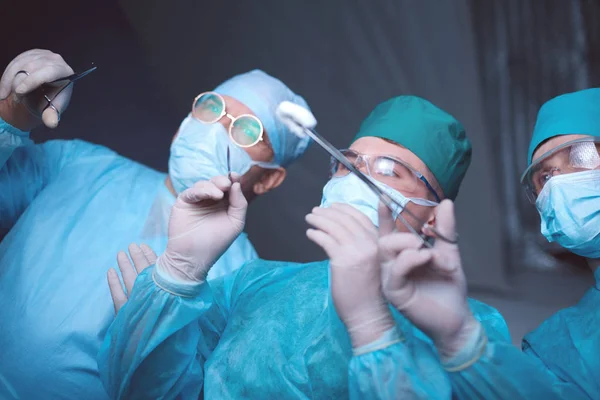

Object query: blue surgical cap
[214,70,312,167]
[527,88,600,165]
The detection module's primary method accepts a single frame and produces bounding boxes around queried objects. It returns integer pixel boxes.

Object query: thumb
[41,83,73,129]
[42,106,60,129]
[378,201,395,237]
[227,182,248,223]
[179,181,223,205]
[429,199,458,253]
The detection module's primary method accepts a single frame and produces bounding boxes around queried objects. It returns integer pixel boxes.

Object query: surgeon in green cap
[98,96,511,399]
[446,88,600,398]
[518,88,600,397]
[360,89,600,399]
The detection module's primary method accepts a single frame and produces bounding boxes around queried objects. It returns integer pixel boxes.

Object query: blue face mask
[320,173,438,227]
[168,116,277,194]
[536,169,600,258]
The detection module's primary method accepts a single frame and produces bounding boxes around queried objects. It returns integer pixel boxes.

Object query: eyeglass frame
[520,137,600,202]
[191,91,265,148]
[331,148,442,202]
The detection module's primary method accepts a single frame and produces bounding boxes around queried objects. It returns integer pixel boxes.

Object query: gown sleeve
[98,264,240,400]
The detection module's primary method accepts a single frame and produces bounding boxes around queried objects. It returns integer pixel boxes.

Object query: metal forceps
[296,126,458,248]
[17,65,97,118]
[227,145,232,181]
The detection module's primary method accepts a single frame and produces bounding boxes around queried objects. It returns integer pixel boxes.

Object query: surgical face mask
[169,116,277,194]
[320,173,438,227]
[536,169,600,258]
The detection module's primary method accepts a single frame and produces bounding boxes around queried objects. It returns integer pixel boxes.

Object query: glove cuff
[352,326,404,356]
[153,259,206,297]
[441,321,488,372]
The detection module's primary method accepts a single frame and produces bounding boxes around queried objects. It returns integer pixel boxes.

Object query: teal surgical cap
[215,70,311,167]
[527,88,600,165]
[353,96,471,200]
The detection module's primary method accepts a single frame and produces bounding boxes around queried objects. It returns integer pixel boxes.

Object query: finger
[15,62,73,95]
[42,106,60,129]
[378,201,396,237]
[210,175,233,192]
[378,232,424,263]
[0,50,44,98]
[312,205,373,239]
[229,172,242,184]
[107,268,128,314]
[140,244,158,266]
[41,83,73,128]
[306,228,338,256]
[227,182,248,221]
[385,248,434,292]
[329,203,377,234]
[430,200,458,251]
[305,211,353,244]
[430,251,461,275]
[179,181,224,204]
[117,251,137,295]
[129,243,151,274]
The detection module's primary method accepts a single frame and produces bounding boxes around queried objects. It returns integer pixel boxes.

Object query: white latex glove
[276,100,317,138]
[107,243,158,314]
[157,175,247,283]
[0,49,74,129]
[378,200,480,358]
[306,203,395,348]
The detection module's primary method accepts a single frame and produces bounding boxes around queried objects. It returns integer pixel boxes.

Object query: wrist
[353,326,404,356]
[435,314,481,359]
[440,320,487,372]
[158,251,210,283]
[0,95,39,132]
[344,301,396,348]
[153,260,206,298]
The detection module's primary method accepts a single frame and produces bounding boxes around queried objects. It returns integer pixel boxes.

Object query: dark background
[4,0,599,342]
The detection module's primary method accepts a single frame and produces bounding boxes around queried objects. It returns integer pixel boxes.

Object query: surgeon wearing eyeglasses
[446,88,600,399]
[0,49,310,399]
[100,95,521,399]
[362,88,600,399]
[519,88,600,398]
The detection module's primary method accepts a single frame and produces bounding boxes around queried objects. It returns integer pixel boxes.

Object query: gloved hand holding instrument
[0,48,96,129]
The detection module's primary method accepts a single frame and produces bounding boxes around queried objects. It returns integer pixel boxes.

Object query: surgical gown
[98,259,511,399]
[420,271,600,399]
[520,268,600,398]
[359,275,600,399]
[0,118,257,399]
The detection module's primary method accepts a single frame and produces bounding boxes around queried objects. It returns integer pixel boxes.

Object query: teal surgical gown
[384,274,600,399]
[420,270,599,399]
[0,118,257,399]
[98,258,511,399]
[520,268,600,398]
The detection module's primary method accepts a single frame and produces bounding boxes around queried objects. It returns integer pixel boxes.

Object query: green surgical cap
[353,96,471,200]
[527,88,600,166]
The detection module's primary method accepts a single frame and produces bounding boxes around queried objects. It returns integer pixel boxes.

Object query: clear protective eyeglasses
[521,137,600,203]
[191,91,264,148]
[330,149,442,202]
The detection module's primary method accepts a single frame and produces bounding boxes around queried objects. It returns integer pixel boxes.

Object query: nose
[217,113,235,131]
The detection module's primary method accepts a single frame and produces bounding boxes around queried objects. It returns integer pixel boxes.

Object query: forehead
[350,137,422,166]
[221,94,256,117]
[532,134,592,162]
